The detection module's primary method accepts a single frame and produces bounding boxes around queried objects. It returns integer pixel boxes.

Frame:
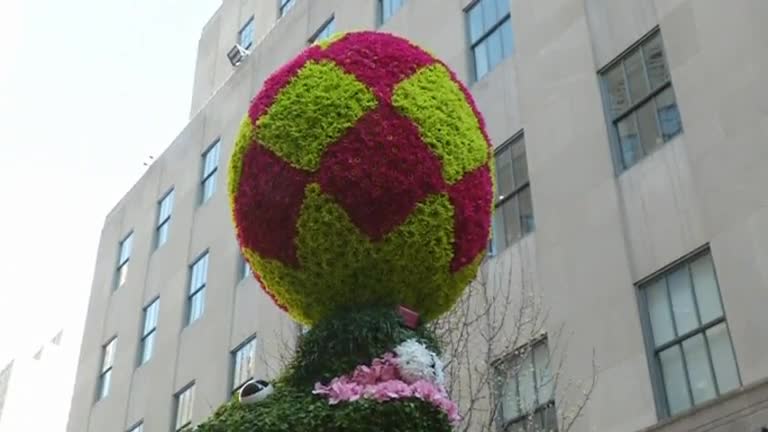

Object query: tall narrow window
[156,189,174,249]
[232,337,258,392]
[139,299,159,365]
[639,250,740,417]
[175,383,195,431]
[495,339,556,431]
[600,30,683,171]
[240,254,251,280]
[201,140,220,204]
[116,233,133,288]
[467,0,513,80]
[379,0,404,25]
[310,17,335,44]
[98,338,117,400]
[188,253,209,324]
[279,0,296,17]
[492,133,534,252]
[239,16,255,49]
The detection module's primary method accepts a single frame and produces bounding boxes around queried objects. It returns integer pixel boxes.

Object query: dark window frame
[97,337,117,402]
[240,254,251,280]
[115,231,133,289]
[238,16,255,49]
[466,0,513,81]
[155,188,174,249]
[279,0,296,18]
[636,247,742,418]
[139,298,160,366]
[490,130,534,254]
[378,0,404,26]
[309,16,335,45]
[187,251,209,325]
[200,139,220,204]
[174,381,196,432]
[493,337,557,432]
[230,334,258,393]
[599,27,683,171]
[127,421,144,432]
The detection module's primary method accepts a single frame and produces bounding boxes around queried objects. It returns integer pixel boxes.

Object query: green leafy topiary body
[195,309,452,432]
[214,31,490,432]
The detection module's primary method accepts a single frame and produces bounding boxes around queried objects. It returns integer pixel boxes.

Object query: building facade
[67,1,768,431]
[0,362,12,426]
[0,330,76,432]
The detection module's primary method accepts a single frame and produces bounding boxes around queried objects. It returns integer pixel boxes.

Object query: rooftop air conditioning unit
[227,44,251,67]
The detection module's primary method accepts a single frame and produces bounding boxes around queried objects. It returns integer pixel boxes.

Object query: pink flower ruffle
[313,353,460,425]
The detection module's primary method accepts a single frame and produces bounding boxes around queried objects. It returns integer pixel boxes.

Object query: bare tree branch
[431,247,597,432]
[257,245,597,432]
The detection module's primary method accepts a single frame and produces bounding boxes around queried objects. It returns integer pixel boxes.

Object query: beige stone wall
[68,1,768,431]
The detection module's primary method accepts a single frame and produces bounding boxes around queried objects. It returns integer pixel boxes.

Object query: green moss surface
[194,308,451,432]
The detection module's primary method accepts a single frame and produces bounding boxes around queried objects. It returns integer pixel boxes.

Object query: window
[240,254,251,280]
[156,189,174,249]
[239,16,255,49]
[128,422,143,432]
[601,30,683,171]
[232,337,258,392]
[310,17,335,44]
[201,140,220,204]
[379,0,404,24]
[639,250,740,417]
[491,133,534,252]
[279,0,296,17]
[139,299,159,365]
[98,338,117,400]
[495,340,556,431]
[467,0,513,81]
[116,232,133,288]
[175,384,195,431]
[187,253,209,324]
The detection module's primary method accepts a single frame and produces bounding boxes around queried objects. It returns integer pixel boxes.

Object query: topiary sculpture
[197,30,493,432]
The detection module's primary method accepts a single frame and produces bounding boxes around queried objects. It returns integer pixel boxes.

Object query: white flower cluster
[394,339,445,387]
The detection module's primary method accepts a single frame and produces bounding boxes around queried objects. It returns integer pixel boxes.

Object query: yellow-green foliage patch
[392,64,488,184]
[245,184,480,325]
[255,61,378,171]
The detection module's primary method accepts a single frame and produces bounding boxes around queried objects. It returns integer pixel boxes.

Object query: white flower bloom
[394,339,445,387]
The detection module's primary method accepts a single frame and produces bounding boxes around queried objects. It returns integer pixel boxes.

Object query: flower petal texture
[312,347,460,425]
[230,31,494,324]
[255,60,378,171]
[391,64,489,184]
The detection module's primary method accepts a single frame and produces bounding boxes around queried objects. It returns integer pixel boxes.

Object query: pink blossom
[370,380,413,401]
[313,352,461,425]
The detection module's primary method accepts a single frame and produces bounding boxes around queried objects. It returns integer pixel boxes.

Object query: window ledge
[641,377,768,432]
[488,231,536,259]
[617,132,685,176]
[470,55,515,89]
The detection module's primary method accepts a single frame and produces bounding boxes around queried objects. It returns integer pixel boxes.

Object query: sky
[0,0,221,367]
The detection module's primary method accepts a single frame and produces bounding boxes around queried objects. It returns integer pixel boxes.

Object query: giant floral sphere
[229,31,494,325]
